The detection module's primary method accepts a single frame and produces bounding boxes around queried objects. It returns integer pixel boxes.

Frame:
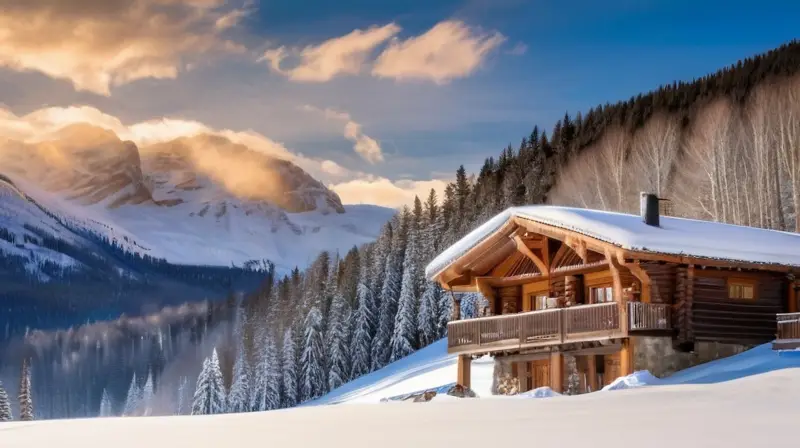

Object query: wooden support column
[450,291,461,321]
[789,278,798,313]
[550,352,563,393]
[619,339,634,377]
[457,355,471,388]
[586,354,598,393]
[517,361,530,393]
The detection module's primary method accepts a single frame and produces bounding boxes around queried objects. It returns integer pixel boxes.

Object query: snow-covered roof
[425,206,800,279]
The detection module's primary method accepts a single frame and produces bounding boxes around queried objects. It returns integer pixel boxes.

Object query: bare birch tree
[630,114,680,198]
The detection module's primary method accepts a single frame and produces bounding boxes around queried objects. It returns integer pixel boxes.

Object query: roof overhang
[426,209,798,288]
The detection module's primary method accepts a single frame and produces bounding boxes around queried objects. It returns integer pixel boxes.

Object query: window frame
[587,284,615,304]
[727,277,758,300]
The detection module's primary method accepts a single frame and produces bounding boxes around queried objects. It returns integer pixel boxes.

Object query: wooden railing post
[457,355,471,388]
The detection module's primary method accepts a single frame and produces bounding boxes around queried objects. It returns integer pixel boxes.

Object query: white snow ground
[4,341,800,448]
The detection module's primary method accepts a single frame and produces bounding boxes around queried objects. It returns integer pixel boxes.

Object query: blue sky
[0,0,798,206]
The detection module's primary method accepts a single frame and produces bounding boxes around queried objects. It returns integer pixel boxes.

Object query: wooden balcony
[447,302,672,355]
[773,312,800,350]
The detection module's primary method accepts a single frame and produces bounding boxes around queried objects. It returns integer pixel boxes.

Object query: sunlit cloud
[372,20,506,84]
[301,105,384,163]
[330,176,449,208]
[260,23,401,82]
[0,0,249,96]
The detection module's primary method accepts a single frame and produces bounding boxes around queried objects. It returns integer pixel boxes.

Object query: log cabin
[425,193,800,395]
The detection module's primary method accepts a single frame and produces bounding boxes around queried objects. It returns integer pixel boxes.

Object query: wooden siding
[641,262,677,304]
[690,271,784,344]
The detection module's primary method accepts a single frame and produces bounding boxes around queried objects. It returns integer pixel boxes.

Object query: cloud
[330,176,449,208]
[301,105,384,163]
[0,104,353,186]
[507,42,528,56]
[0,0,249,96]
[372,20,506,84]
[260,23,401,82]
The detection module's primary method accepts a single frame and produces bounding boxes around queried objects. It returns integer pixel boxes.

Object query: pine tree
[417,280,441,347]
[99,388,113,417]
[123,372,140,416]
[299,307,326,402]
[264,335,281,410]
[18,358,33,421]
[372,215,404,370]
[281,328,299,407]
[191,349,226,415]
[176,376,189,415]
[0,380,12,421]
[140,370,154,416]
[390,219,420,362]
[227,343,249,413]
[349,247,375,378]
[327,279,351,391]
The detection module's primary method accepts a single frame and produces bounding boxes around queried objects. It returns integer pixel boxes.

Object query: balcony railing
[774,312,800,350]
[447,301,673,354]
[628,302,672,331]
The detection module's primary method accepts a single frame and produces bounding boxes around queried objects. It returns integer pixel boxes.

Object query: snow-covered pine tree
[417,281,441,347]
[349,246,375,378]
[140,370,154,416]
[18,358,33,421]
[0,380,12,421]
[390,215,421,362]
[227,340,250,413]
[371,214,405,370]
[299,307,326,402]
[326,278,351,391]
[123,372,140,416]
[176,376,189,415]
[99,388,113,417]
[191,349,226,415]
[281,328,299,407]
[263,335,281,410]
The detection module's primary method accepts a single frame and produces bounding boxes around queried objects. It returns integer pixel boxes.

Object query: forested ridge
[8,40,800,420]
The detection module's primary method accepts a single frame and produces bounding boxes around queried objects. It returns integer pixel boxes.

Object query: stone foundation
[633,336,752,378]
[491,358,519,395]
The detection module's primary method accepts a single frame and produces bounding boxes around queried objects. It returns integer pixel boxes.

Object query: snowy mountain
[0,125,393,272]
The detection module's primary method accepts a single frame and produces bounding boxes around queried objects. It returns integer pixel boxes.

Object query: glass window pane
[743,286,754,299]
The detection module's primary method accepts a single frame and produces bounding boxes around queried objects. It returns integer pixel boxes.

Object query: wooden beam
[619,339,634,377]
[586,354,598,393]
[476,277,497,315]
[491,252,521,278]
[551,242,573,269]
[542,236,550,272]
[605,249,624,303]
[457,355,471,388]
[550,352,563,393]
[789,278,798,313]
[512,234,549,274]
[619,255,652,303]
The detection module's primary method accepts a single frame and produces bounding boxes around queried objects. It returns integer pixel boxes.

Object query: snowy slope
[426,206,800,278]
[312,337,800,404]
[4,356,800,448]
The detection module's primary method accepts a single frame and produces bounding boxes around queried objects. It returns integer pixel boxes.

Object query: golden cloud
[372,20,505,84]
[0,0,248,95]
[301,105,384,163]
[329,176,449,208]
[260,23,401,82]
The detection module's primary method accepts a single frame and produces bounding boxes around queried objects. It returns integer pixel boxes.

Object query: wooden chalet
[425,193,800,394]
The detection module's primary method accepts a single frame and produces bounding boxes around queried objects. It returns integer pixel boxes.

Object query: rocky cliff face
[0,124,344,215]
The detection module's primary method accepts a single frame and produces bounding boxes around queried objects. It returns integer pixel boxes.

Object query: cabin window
[590,286,614,303]
[534,294,550,310]
[728,279,756,300]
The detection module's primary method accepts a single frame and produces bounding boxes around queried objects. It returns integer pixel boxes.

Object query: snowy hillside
[3,345,800,448]
[311,337,800,404]
[0,172,394,274]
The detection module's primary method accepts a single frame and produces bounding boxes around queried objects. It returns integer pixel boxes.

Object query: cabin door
[532,360,550,389]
